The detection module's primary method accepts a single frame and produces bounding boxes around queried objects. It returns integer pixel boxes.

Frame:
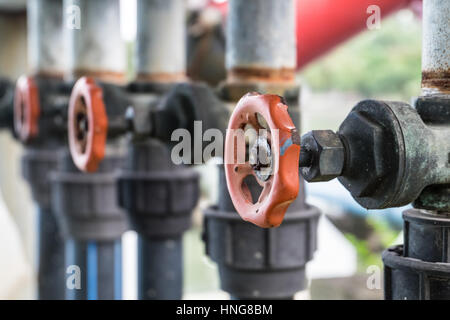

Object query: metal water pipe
[66,0,126,84]
[204,0,320,300]
[50,0,128,300]
[122,0,197,300]
[187,0,421,86]
[383,0,450,299]
[135,0,186,82]
[28,0,65,78]
[65,0,227,299]
[226,0,296,83]
[222,0,449,300]
[421,0,449,96]
[14,0,68,300]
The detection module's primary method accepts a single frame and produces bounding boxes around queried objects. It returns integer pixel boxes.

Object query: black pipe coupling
[22,148,60,210]
[50,150,128,240]
[299,98,450,211]
[151,82,229,143]
[203,167,320,299]
[117,138,199,238]
[383,209,450,300]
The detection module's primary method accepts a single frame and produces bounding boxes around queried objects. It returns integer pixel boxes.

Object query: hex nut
[300,130,345,182]
[337,110,386,198]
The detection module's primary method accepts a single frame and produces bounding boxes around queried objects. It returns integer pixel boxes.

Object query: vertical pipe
[138,235,183,300]
[55,153,126,301]
[65,240,87,300]
[65,240,122,300]
[53,162,126,302]
[37,206,65,299]
[64,0,126,83]
[209,0,316,301]
[96,240,122,300]
[118,139,196,300]
[62,1,125,299]
[130,143,186,300]
[23,150,67,300]
[136,0,186,82]
[226,0,296,83]
[131,0,188,300]
[27,0,65,77]
[421,0,450,95]
[25,1,67,300]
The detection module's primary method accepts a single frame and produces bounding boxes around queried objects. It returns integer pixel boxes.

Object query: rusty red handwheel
[68,76,108,173]
[14,76,40,142]
[224,93,301,228]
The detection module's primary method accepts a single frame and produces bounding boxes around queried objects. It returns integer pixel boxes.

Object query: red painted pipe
[296,0,420,69]
[207,0,421,70]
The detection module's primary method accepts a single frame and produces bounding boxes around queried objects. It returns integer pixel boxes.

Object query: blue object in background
[305,180,408,230]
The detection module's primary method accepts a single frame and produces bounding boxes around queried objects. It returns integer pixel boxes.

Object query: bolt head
[301,130,345,182]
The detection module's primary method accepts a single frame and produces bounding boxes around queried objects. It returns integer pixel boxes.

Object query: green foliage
[302,11,422,100]
[345,218,399,272]
[345,233,382,271]
[369,217,399,248]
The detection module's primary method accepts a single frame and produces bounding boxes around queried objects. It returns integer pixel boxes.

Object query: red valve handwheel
[14,76,40,142]
[224,93,301,228]
[68,76,108,173]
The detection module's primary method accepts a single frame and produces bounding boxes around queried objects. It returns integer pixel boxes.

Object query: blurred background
[0,0,423,299]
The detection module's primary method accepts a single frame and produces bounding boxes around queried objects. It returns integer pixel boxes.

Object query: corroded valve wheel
[14,76,40,142]
[224,93,301,228]
[68,76,108,173]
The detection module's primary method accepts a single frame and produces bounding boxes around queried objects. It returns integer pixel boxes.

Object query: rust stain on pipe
[421,0,449,95]
[34,71,65,80]
[228,67,295,84]
[422,70,450,94]
[135,72,187,83]
[71,70,126,85]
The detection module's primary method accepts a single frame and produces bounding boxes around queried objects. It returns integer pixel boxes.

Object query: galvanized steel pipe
[27,0,65,77]
[226,0,296,83]
[136,0,186,82]
[64,0,126,83]
[422,0,450,94]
